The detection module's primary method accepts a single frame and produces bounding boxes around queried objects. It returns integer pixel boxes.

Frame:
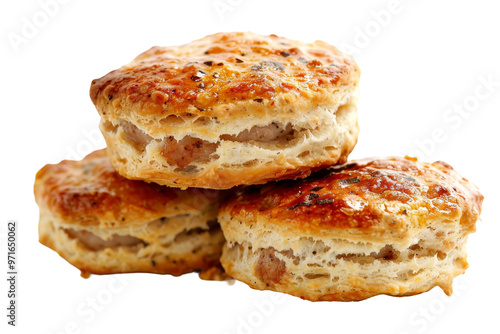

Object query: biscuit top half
[34,150,222,227]
[221,157,483,238]
[90,32,359,126]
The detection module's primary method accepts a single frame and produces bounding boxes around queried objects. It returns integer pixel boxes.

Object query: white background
[1,0,499,333]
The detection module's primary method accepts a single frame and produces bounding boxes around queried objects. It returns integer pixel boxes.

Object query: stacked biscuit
[34,32,483,301]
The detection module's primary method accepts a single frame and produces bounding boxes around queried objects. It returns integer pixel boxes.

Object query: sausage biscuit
[219,157,483,301]
[90,32,360,189]
[34,149,226,279]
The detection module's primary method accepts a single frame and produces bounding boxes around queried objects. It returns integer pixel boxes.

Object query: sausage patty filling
[120,120,295,168]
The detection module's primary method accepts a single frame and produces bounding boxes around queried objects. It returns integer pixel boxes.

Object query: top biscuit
[90,32,360,189]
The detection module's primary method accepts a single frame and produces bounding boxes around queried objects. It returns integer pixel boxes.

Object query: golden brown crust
[34,149,222,227]
[90,32,359,122]
[219,157,483,301]
[223,156,483,237]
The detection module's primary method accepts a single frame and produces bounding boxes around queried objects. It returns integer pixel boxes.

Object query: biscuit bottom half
[100,102,358,189]
[39,209,226,280]
[221,228,468,301]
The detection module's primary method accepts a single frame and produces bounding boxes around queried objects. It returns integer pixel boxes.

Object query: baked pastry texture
[34,149,226,279]
[90,32,360,189]
[219,157,483,301]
